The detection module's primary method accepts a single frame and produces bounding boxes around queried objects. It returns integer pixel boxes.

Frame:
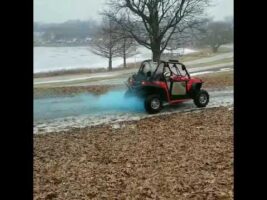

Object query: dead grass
[179,47,232,63]
[34,71,233,98]
[34,106,233,199]
[198,71,233,89]
[34,63,140,78]
[188,58,233,68]
[34,85,125,98]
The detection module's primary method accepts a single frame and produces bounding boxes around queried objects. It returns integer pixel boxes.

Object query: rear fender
[138,86,168,101]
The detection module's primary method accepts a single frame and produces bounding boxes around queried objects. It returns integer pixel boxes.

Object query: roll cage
[138,59,191,81]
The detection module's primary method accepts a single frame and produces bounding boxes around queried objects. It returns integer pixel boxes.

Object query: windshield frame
[138,59,190,80]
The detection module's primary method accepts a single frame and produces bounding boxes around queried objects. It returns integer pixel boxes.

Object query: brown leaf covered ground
[34,106,233,200]
[198,72,233,89]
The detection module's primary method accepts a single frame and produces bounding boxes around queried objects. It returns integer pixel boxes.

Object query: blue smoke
[34,90,144,122]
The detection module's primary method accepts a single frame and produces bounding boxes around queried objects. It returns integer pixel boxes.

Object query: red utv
[125,59,209,114]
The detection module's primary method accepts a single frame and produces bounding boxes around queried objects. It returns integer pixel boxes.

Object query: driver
[163,66,171,81]
[140,63,151,77]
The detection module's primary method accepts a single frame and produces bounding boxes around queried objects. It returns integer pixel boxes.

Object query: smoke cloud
[34,90,144,121]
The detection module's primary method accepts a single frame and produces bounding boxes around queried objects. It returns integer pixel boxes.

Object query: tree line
[34,20,99,41]
[34,0,233,71]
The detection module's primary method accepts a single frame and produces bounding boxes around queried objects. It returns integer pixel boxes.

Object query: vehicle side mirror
[182,65,186,70]
[146,71,151,77]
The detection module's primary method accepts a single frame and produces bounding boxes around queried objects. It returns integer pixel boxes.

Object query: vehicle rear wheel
[144,95,162,114]
[193,89,209,107]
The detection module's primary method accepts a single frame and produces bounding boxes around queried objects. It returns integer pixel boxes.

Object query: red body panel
[170,75,189,82]
[186,77,203,91]
[142,76,203,104]
[142,81,171,101]
[170,76,203,91]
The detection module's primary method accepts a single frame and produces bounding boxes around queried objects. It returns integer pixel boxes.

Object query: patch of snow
[190,71,215,76]
[35,74,115,85]
[219,68,232,72]
[164,48,197,54]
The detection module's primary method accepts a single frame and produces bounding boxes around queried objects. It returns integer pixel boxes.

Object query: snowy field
[34,46,197,73]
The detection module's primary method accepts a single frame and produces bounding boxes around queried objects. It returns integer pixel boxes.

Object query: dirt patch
[34,106,233,199]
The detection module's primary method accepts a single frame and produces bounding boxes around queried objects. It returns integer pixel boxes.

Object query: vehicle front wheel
[144,95,162,114]
[193,89,209,108]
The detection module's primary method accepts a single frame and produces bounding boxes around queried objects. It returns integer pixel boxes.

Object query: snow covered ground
[34,46,197,73]
[34,87,233,134]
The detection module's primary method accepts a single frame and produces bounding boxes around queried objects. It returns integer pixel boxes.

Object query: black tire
[144,95,162,114]
[193,89,209,108]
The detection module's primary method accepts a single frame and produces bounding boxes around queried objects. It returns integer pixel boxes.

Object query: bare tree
[116,28,137,68]
[104,0,209,62]
[90,18,121,71]
[201,20,233,52]
[164,29,194,55]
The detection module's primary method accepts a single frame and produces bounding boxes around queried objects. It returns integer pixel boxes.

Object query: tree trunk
[151,39,161,62]
[212,46,219,53]
[151,10,161,62]
[152,49,161,62]
[123,55,126,68]
[108,56,112,71]
[123,41,127,68]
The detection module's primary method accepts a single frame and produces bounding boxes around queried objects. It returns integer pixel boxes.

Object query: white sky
[207,0,233,21]
[34,0,233,23]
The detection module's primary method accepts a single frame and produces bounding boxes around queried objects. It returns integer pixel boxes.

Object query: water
[34,90,145,122]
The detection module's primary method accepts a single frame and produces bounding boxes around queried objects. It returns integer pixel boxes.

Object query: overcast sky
[34,0,233,23]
